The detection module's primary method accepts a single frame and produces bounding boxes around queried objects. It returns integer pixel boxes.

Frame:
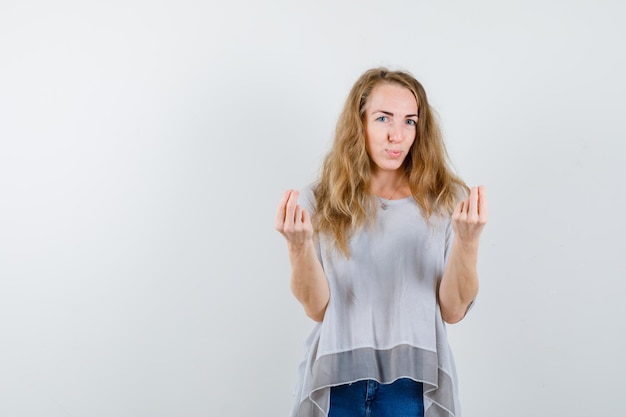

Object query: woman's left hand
[452,185,488,246]
[439,185,487,323]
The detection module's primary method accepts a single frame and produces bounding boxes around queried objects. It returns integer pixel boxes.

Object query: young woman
[275,67,487,417]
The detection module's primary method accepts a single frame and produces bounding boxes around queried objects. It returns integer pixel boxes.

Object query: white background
[1,1,625,416]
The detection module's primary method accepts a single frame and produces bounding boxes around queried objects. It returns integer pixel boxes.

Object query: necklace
[378,175,404,210]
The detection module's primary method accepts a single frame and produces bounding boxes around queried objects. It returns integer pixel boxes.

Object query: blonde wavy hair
[312,67,469,257]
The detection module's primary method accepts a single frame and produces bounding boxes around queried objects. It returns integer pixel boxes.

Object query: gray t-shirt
[291,185,463,417]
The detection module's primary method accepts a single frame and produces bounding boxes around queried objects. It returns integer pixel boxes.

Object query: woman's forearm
[438,238,480,324]
[289,240,330,322]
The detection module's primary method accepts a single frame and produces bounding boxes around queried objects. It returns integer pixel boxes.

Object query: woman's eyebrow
[372,110,418,118]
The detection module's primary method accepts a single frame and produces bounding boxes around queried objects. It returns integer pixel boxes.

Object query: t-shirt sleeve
[298,184,317,214]
[444,217,454,266]
[297,184,323,266]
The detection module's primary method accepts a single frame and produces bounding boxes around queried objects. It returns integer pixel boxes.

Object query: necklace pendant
[380,201,388,210]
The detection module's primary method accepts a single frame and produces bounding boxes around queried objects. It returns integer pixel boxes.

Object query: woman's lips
[386,149,402,158]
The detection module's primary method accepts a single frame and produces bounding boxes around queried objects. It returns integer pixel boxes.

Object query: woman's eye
[375,116,388,122]
[406,119,417,126]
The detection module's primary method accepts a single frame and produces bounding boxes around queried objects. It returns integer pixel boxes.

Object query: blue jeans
[329,378,424,417]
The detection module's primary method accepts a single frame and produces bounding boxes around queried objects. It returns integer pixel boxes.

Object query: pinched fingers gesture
[275,190,314,250]
[452,185,488,245]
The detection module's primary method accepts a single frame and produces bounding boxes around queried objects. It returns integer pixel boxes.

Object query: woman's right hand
[275,190,329,322]
[274,189,313,251]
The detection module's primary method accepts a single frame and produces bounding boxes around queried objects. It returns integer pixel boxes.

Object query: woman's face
[363,83,418,174]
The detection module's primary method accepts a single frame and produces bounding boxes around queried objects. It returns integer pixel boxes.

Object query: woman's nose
[388,123,403,142]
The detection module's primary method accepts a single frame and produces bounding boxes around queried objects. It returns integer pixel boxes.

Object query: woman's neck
[370,169,409,200]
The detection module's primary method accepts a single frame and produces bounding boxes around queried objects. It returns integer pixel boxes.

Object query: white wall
[1,1,624,416]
